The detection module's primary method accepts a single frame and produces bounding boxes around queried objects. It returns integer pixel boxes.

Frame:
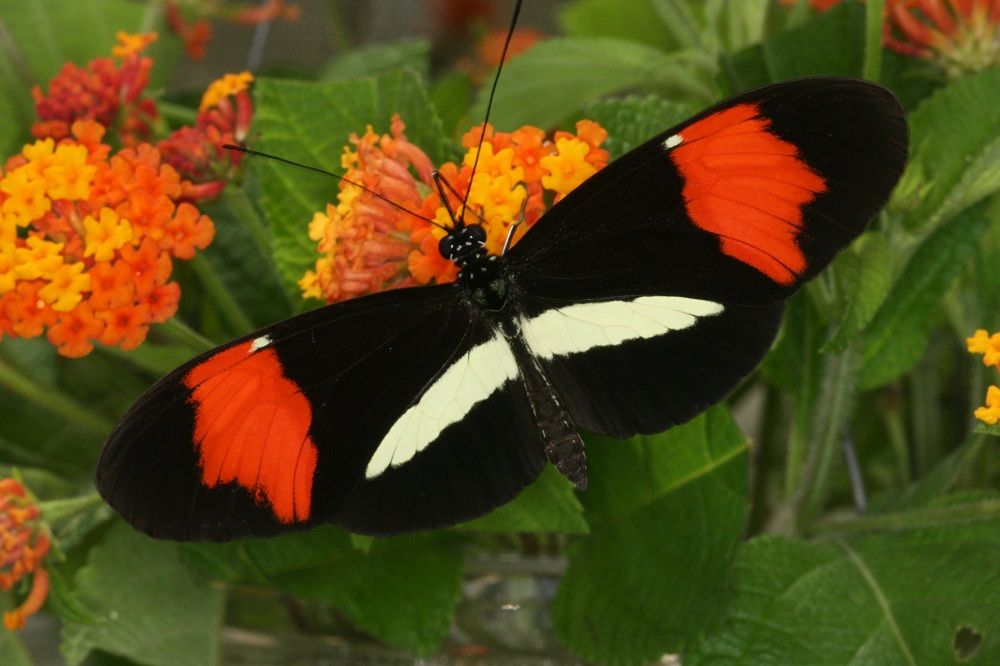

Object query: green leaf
[252,71,448,293]
[269,533,464,656]
[582,95,696,158]
[473,37,716,130]
[859,204,991,389]
[895,67,1000,230]
[321,39,430,81]
[553,406,749,664]
[821,230,895,354]
[429,71,473,139]
[0,629,32,666]
[60,522,225,666]
[188,528,463,655]
[0,0,174,87]
[975,422,1000,438]
[461,465,588,533]
[686,503,1000,665]
[559,0,680,50]
[727,1,864,90]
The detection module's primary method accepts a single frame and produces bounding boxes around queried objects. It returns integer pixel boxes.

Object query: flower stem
[39,491,104,524]
[189,254,255,335]
[158,317,216,353]
[0,357,113,434]
[794,344,860,528]
[863,0,885,82]
[158,100,198,125]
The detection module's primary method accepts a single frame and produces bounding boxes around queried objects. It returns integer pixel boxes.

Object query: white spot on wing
[365,334,518,479]
[664,134,683,149]
[250,335,272,352]
[520,296,723,360]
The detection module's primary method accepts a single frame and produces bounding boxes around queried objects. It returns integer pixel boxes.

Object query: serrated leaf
[320,39,430,81]
[473,37,716,130]
[252,71,448,292]
[685,504,1000,665]
[859,203,990,389]
[821,230,895,353]
[60,522,225,666]
[582,95,696,158]
[896,67,1000,229]
[461,465,588,534]
[553,406,749,664]
[269,533,463,656]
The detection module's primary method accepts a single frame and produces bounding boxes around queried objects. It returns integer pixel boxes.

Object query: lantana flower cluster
[0,120,214,357]
[0,478,50,631]
[299,116,609,303]
[31,32,159,146]
[968,329,1000,424]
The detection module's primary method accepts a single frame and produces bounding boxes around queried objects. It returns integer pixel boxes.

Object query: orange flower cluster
[31,32,159,145]
[159,72,255,200]
[0,479,50,631]
[968,329,1000,424]
[884,0,1000,74]
[299,115,609,303]
[0,120,214,357]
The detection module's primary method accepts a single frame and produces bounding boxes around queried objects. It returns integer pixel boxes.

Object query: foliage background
[0,0,998,664]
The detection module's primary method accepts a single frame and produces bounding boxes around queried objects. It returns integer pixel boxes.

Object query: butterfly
[95,75,908,539]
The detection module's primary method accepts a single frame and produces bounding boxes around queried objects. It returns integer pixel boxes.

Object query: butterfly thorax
[442,224,509,311]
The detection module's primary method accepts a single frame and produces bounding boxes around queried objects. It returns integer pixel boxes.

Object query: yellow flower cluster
[1,138,104,313]
[968,329,1000,425]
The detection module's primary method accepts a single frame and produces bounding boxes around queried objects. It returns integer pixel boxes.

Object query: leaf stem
[862,0,885,81]
[0,357,113,434]
[189,254,255,335]
[157,317,216,353]
[795,345,860,527]
[810,497,1000,537]
[39,491,105,524]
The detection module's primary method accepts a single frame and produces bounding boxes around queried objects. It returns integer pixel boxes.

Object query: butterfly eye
[467,225,486,244]
[438,234,455,260]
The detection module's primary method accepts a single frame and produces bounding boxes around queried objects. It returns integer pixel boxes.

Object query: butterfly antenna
[457,0,524,228]
[223,144,446,230]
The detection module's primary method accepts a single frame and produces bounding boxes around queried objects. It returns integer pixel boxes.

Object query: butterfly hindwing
[97,286,546,538]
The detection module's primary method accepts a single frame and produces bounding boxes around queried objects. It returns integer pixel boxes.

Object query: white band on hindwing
[519,295,724,360]
[365,334,518,479]
[363,296,724,480]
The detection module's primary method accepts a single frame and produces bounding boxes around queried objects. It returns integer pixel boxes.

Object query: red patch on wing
[670,103,827,285]
[183,340,317,523]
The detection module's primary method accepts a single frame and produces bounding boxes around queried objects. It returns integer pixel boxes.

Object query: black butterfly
[96,68,907,538]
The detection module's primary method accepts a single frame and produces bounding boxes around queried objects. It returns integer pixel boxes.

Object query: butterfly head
[439,224,487,266]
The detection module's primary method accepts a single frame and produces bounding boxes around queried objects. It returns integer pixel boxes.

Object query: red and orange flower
[299,116,609,304]
[0,479,51,631]
[31,32,159,146]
